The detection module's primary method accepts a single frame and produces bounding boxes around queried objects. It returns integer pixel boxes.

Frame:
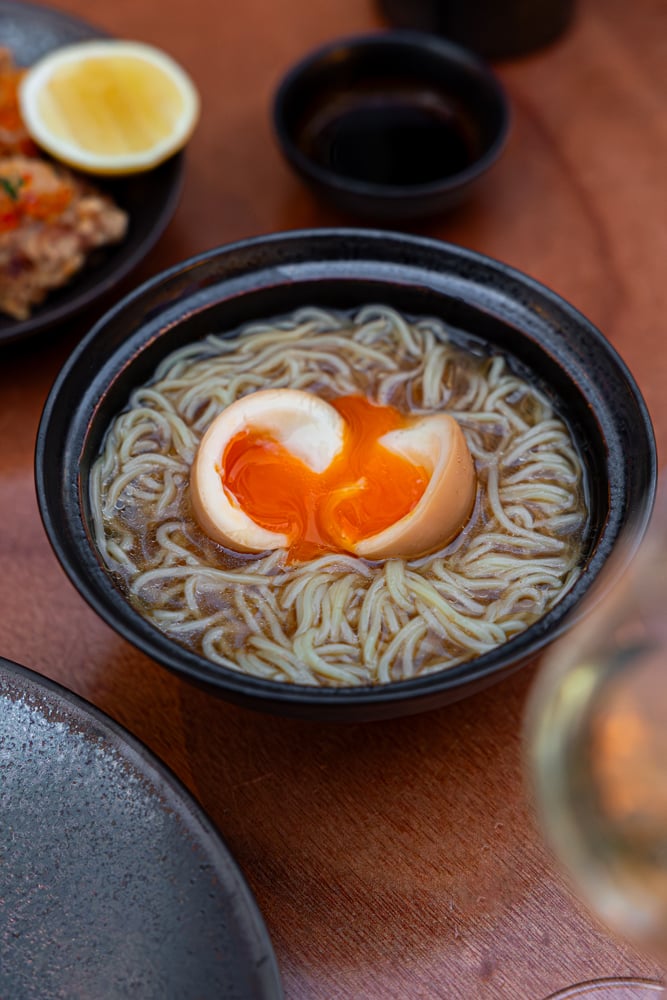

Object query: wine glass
[525,486,667,999]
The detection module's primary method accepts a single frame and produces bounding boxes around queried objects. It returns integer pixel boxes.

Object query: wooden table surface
[2,0,666,997]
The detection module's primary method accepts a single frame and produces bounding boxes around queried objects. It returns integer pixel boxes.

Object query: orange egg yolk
[221,395,429,561]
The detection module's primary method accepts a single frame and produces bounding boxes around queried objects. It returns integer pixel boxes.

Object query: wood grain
[1,0,665,996]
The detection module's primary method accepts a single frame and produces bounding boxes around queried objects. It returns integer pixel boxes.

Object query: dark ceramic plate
[35,229,657,722]
[0,656,283,999]
[0,0,184,347]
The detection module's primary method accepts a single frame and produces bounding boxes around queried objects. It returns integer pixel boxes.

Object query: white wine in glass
[525,494,667,998]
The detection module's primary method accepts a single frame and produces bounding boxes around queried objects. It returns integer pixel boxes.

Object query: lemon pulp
[36,55,187,156]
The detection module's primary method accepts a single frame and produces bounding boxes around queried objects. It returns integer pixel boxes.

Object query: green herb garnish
[0,176,25,201]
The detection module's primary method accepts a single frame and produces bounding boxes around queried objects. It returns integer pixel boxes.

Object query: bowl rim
[35,228,658,719]
[272,28,511,201]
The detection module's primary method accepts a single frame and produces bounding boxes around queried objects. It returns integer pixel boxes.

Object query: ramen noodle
[90,305,588,686]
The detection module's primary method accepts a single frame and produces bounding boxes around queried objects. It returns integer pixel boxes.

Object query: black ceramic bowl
[35,229,657,722]
[272,31,510,222]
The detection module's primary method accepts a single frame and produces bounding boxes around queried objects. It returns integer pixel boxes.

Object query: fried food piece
[0,47,39,156]
[0,155,128,320]
[0,49,129,321]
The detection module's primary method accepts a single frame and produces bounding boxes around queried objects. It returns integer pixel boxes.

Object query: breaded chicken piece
[0,155,128,320]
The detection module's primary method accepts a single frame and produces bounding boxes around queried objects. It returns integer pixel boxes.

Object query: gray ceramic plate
[0,656,283,999]
[0,0,184,346]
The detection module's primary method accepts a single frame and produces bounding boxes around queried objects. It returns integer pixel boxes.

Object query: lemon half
[18,40,200,175]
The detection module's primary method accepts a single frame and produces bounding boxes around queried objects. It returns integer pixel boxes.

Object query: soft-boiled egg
[190,388,476,561]
[190,388,346,553]
[350,413,476,560]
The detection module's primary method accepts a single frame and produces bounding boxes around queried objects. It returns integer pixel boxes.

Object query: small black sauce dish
[377,0,577,61]
[272,31,510,222]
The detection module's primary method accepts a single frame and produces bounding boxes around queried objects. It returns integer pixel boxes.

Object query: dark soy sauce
[297,86,479,187]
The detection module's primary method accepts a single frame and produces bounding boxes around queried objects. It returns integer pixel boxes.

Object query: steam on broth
[90,305,588,686]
